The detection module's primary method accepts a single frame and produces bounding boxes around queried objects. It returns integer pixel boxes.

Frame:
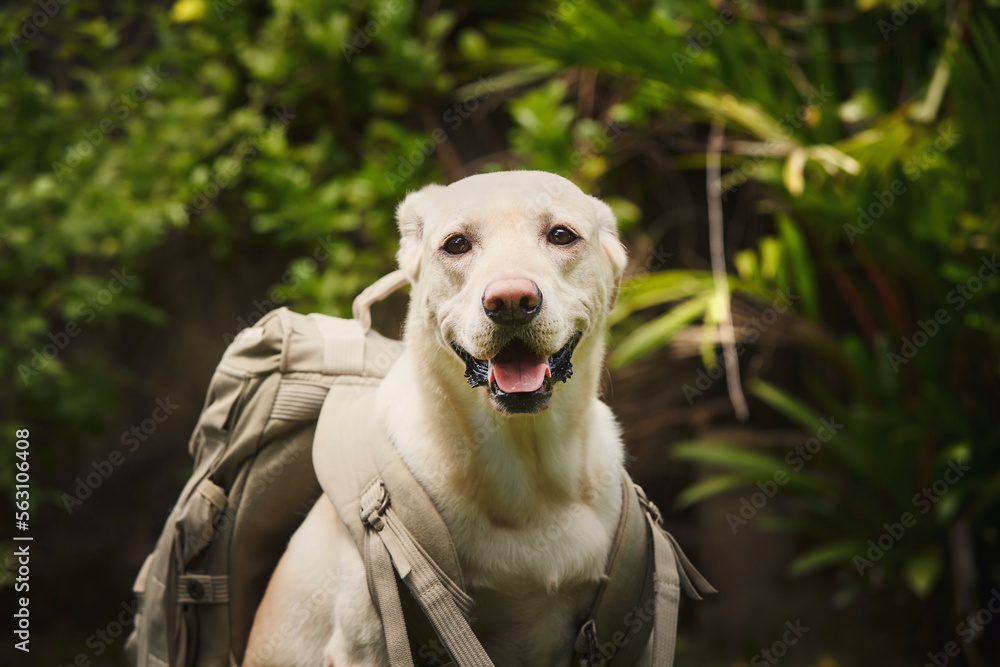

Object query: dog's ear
[588,195,628,310]
[396,184,445,282]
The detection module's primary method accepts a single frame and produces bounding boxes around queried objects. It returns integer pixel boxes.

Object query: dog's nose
[482,278,542,324]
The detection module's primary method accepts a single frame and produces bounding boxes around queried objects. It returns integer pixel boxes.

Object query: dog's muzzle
[451,332,582,414]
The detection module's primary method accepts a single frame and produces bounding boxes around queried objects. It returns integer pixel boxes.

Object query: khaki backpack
[126,270,714,667]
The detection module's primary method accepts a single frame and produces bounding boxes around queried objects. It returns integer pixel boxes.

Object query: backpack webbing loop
[575,619,599,665]
[635,485,716,667]
[177,575,229,604]
[573,475,654,667]
[362,478,415,667]
[574,480,716,667]
[645,513,682,667]
[308,314,365,375]
[359,477,493,667]
[635,485,716,601]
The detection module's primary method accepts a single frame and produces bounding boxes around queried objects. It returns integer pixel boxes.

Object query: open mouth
[451,332,582,414]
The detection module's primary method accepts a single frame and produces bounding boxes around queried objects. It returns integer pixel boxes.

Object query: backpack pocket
[127,367,246,667]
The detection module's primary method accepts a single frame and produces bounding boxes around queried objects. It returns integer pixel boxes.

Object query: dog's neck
[377,320,621,529]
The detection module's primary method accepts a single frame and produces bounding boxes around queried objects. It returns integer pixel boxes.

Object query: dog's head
[396,171,627,415]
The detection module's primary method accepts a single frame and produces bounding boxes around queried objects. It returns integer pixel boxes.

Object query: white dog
[245,170,645,666]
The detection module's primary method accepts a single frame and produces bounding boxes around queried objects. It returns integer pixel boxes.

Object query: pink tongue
[489,354,550,393]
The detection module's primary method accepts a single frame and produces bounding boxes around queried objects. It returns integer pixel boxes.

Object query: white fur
[246,171,648,666]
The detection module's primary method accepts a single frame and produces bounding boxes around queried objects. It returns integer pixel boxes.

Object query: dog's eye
[443,235,472,255]
[547,226,578,246]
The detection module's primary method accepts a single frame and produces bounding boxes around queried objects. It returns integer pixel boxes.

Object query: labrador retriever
[245,170,645,666]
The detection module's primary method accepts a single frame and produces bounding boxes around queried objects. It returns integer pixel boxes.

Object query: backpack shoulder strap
[638,480,716,666]
[576,475,717,667]
[313,376,493,667]
[574,474,654,666]
[313,380,464,586]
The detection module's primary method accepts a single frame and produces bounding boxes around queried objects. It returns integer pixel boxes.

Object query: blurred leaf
[776,214,819,319]
[749,379,825,432]
[790,540,865,577]
[170,0,205,23]
[783,148,807,196]
[673,441,787,476]
[672,441,832,494]
[734,249,759,284]
[605,197,641,231]
[612,271,716,324]
[611,295,709,367]
[674,474,751,509]
[904,549,943,598]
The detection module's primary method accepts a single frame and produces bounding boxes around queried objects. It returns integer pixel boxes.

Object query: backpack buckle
[360,479,391,531]
[634,483,663,526]
[574,618,599,666]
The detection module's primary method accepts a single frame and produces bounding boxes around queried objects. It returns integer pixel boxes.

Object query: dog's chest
[467,582,595,666]
[449,501,613,591]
